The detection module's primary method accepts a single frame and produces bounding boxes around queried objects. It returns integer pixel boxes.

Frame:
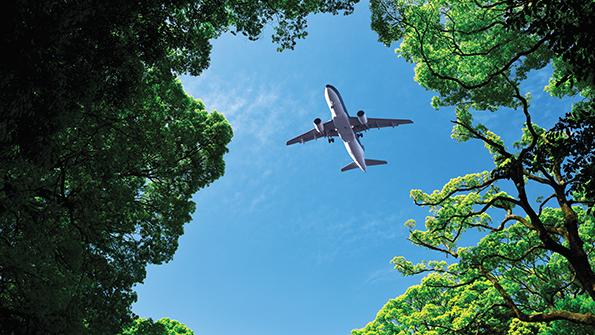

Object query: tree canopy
[0,0,358,334]
[354,0,595,333]
[0,72,232,334]
[120,317,195,335]
[1,0,358,162]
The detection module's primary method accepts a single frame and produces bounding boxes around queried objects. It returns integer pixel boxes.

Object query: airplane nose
[324,85,333,101]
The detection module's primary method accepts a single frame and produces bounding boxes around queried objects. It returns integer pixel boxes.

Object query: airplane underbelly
[344,140,365,168]
[344,141,356,160]
[333,112,354,142]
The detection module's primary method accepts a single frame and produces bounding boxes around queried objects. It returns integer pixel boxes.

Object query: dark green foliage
[0,0,358,334]
[504,0,595,203]
[537,100,595,205]
[0,73,232,334]
[0,0,358,163]
[504,0,595,88]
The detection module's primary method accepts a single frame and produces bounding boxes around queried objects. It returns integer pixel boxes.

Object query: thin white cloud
[181,72,314,151]
[364,265,401,285]
[292,210,408,264]
[181,72,319,215]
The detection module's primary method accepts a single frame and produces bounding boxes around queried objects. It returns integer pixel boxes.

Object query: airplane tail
[340,159,388,172]
[340,162,359,172]
[365,159,388,167]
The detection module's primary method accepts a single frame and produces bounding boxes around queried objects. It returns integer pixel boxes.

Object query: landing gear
[328,137,335,143]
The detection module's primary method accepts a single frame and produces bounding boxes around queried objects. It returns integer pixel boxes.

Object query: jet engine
[313,118,324,133]
[357,110,368,125]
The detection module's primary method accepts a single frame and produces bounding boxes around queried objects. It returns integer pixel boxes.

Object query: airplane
[286,84,413,172]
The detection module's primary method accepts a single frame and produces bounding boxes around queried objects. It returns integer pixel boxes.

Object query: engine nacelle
[357,110,368,125]
[313,118,324,133]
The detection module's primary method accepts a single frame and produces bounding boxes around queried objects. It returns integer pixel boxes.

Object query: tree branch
[405,11,550,91]
[481,267,595,325]
[409,234,459,258]
[451,120,511,158]
[413,175,499,207]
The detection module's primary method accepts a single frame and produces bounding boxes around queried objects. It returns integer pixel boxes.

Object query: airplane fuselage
[324,85,367,171]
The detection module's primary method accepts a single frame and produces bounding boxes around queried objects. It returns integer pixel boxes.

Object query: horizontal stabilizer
[340,159,388,172]
[340,162,359,172]
[365,159,388,166]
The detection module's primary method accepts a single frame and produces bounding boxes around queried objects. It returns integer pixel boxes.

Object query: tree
[504,0,595,88]
[0,1,358,334]
[354,204,595,334]
[1,0,358,163]
[120,317,195,335]
[354,0,595,333]
[0,73,232,335]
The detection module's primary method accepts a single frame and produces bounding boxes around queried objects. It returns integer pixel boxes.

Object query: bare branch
[538,194,556,216]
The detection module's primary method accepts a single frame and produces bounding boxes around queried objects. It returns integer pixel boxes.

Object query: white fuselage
[324,85,367,171]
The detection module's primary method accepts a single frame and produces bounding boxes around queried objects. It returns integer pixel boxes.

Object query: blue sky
[133,2,571,335]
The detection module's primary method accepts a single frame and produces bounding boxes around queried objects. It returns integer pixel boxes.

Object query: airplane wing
[286,120,338,145]
[350,117,413,133]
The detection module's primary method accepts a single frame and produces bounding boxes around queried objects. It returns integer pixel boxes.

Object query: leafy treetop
[353,0,595,333]
[121,317,195,335]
